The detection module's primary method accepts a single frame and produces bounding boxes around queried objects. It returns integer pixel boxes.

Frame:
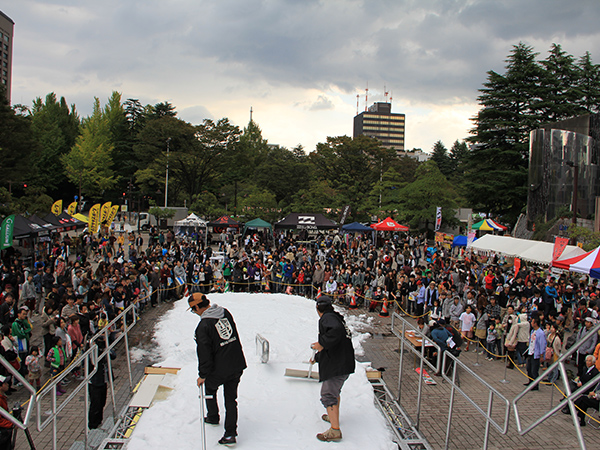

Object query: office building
[0,10,13,103]
[353,102,405,152]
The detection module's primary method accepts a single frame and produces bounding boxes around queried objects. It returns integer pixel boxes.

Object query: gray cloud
[5,0,600,149]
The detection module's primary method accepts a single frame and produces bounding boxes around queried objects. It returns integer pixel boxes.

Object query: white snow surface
[126,293,396,449]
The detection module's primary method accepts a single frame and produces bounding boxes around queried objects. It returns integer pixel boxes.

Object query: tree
[308,135,394,213]
[61,98,116,199]
[466,43,544,221]
[147,101,177,120]
[430,140,452,177]
[396,160,460,230]
[104,91,133,190]
[576,51,600,114]
[30,93,80,195]
[538,44,585,122]
[0,87,40,190]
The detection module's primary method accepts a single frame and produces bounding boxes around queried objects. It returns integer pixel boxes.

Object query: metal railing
[392,311,511,450]
[441,350,511,450]
[34,301,139,450]
[513,321,600,450]
[391,312,442,430]
[0,301,144,450]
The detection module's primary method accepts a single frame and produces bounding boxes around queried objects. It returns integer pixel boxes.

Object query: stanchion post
[473,341,481,367]
[499,358,510,384]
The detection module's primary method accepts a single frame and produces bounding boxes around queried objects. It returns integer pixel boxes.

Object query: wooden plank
[284,368,319,380]
[129,374,164,408]
[366,370,382,380]
[144,366,181,375]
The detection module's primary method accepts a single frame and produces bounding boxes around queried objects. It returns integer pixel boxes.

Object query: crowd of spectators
[0,225,598,427]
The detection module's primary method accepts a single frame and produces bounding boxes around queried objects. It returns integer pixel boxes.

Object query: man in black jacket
[311,296,355,442]
[189,293,246,446]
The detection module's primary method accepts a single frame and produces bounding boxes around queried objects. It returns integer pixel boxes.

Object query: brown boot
[316,427,342,441]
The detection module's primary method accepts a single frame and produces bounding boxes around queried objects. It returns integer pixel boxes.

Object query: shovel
[284,348,319,380]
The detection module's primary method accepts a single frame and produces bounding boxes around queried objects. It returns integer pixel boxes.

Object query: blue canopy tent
[341,222,373,232]
[452,235,477,247]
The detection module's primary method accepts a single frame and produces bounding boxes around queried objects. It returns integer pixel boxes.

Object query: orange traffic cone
[349,295,358,309]
[316,287,322,299]
[379,297,390,317]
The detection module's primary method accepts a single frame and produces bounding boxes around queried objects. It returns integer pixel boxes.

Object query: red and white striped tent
[553,246,600,279]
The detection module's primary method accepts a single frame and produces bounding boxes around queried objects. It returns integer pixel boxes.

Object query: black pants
[0,427,12,450]
[204,372,242,436]
[526,355,540,382]
[89,384,108,429]
[575,395,599,423]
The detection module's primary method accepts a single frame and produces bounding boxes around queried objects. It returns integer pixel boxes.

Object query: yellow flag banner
[100,202,112,224]
[67,202,77,216]
[51,200,63,216]
[106,205,120,226]
[89,203,101,234]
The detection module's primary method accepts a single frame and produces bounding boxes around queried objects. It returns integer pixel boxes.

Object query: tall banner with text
[51,200,63,216]
[0,215,15,250]
[89,204,101,234]
[100,202,112,226]
[67,202,77,216]
[106,205,120,227]
[435,207,442,232]
[552,236,569,265]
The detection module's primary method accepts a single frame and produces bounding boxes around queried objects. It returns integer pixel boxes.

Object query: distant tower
[353,96,405,154]
[0,10,14,103]
[250,106,253,122]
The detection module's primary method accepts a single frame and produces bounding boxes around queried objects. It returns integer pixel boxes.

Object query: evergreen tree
[576,51,600,114]
[30,93,80,195]
[430,140,452,177]
[466,43,544,221]
[539,44,585,122]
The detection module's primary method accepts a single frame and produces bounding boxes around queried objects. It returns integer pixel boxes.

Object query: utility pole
[165,138,171,208]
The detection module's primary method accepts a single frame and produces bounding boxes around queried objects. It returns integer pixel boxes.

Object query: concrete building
[0,10,13,103]
[353,102,405,153]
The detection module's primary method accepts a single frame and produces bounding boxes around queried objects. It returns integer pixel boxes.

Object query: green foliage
[14,187,53,216]
[190,191,225,219]
[568,224,600,251]
[395,160,460,229]
[148,206,176,220]
[430,140,453,177]
[61,98,116,199]
[0,87,40,189]
[30,93,80,194]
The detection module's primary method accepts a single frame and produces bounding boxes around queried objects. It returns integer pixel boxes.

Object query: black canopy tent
[274,213,338,230]
[207,216,241,229]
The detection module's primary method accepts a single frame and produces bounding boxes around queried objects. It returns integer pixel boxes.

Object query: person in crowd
[524,316,546,390]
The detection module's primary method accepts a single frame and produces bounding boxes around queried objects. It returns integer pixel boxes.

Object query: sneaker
[218,434,236,445]
[204,416,220,425]
[321,414,330,423]
[317,427,342,442]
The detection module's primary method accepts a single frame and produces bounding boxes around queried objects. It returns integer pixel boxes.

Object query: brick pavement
[12,300,174,450]
[349,305,600,450]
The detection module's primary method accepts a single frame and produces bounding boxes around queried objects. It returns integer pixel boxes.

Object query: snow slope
[126,293,396,449]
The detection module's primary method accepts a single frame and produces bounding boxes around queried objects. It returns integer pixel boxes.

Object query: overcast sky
[6,0,600,153]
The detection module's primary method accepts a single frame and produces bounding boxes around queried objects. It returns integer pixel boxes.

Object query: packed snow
[126,293,397,449]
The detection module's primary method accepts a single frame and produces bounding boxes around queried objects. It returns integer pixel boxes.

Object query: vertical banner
[51,200,63,216]
[89,203,101,234]
[435,206,442,231]
[552,236,569,263]
[0,215,15,250]
[100,202,112,225]
[514,258,521,276]
[339,205,351,225]
[106,205,120,226]
[67,202,77,216]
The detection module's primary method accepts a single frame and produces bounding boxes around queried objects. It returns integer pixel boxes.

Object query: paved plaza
[8,300,600,450]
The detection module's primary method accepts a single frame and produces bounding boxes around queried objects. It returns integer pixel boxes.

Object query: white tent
[470,234,586,266]
[174,213,207,228]
[174,213,207,235]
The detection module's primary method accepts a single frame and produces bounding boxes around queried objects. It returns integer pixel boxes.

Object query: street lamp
[165,138,171,208]
[565,160,578,226]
